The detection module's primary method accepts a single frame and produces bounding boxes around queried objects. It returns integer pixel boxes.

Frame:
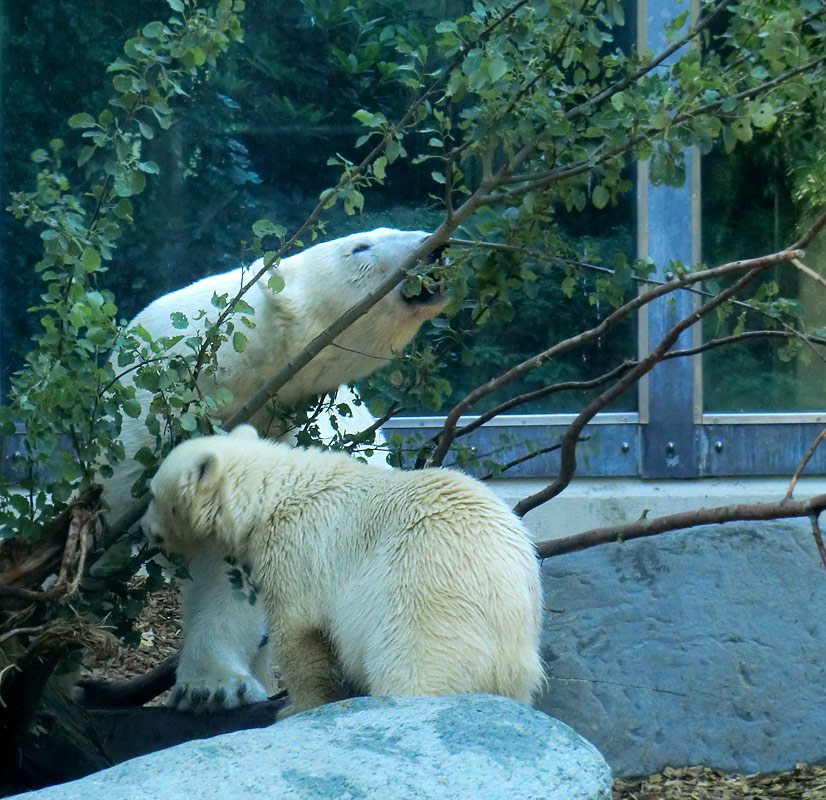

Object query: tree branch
[513,262,776,517]
[535,493,826,559]
[786,426,826,501]
[809,514,826,572]
[428,247,803,468]
[481,437,588,481]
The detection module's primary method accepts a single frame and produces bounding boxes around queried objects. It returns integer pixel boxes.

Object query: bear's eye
[352,242,371,254]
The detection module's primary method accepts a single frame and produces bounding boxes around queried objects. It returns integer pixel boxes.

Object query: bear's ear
[229,424,258,441]
[188,450,222,493]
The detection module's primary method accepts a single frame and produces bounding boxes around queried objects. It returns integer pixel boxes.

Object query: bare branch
[454,363,632,439]
[481,437,588,481]
[809,514,826,572]
[455,330,802,440]
[787,427,826,501]
[428,248,803,468]
[513,263,776,517]
[794,207,826,251]
[535,493,826,559]
[790,258,826,293]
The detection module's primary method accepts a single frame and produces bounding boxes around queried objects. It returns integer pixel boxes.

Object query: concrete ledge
[491,476,824,540]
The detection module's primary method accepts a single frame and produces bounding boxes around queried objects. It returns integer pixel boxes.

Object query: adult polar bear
[106,228,446,711]
[141,425,544,715]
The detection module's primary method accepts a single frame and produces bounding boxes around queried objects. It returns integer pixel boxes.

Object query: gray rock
[11,694,612,800]
[535,519,826,776]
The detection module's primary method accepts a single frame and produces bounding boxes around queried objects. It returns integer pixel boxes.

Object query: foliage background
[0,0,638,417]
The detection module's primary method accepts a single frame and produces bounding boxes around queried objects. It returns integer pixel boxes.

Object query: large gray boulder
[11,694,612,800]
[534,519,826,776]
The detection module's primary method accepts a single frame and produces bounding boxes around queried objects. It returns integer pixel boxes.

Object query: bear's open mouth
[401,245,447,306]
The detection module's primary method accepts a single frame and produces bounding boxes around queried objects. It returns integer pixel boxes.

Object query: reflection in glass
[702,145,826,413]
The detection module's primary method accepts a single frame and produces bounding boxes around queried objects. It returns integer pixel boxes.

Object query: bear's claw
[166,674,268,712]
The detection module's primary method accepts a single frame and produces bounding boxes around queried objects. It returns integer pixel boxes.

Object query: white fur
[105,229,444,710]
[142,426,544,715]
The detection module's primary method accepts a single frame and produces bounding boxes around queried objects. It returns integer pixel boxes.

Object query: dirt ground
[91,584,825,800]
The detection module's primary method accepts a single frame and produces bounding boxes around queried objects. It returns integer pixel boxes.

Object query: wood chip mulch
[613,764,826,799]
[92,583,825,798]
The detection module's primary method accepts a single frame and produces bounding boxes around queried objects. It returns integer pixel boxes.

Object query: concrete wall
[490,477,826,777]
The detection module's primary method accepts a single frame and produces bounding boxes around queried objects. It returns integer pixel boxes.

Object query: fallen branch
[535,493,826,559]
[0,506,98,607]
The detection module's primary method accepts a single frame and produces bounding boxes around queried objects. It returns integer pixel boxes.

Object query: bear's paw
[166,671,269,712]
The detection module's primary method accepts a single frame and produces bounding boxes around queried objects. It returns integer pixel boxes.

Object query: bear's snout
[139,503,166,549]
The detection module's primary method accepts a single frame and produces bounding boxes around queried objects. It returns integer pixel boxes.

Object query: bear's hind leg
[275,627,340,719]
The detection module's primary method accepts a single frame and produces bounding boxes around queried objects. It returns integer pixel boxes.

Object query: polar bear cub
[105,228,446,710]
[141,426,544,713]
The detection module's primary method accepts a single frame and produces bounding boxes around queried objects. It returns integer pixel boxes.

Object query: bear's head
[281,228,448,355]
[141,425,260,558]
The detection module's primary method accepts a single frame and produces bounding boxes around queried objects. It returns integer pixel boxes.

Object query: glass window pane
[398,199,638,415]
[701,144,826,413]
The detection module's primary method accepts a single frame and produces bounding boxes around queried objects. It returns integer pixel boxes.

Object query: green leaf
[123,399,143,418]
[268,274,285,294]
[750,102,776,130]
[78,146,96,167]
[143,21,166,39]
[179,413,198,432]
[81,247,102,272]
[113,74,135,93]
[170,312,188,329]
[129,169,147,195]
[31,149,49,163]
[343,188,364,215]
[373,155,388,181]
[353,109,385,127]
[731,118,753,143]
[113,198,134,219]
[87,326,111,346]
[232,331,247,352]
[68,113,97,129]
[252,219,286,239]
[651,108,671,130]
[167,0,185,10]
[610,92,626,111]
[592,185,610,209]
[486,57,509,83]
[189,46,206,66]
